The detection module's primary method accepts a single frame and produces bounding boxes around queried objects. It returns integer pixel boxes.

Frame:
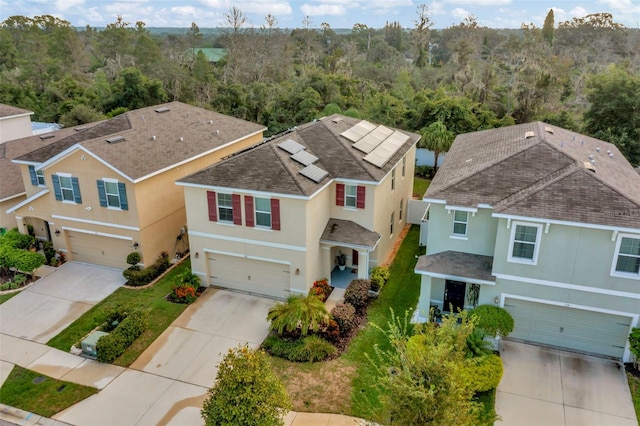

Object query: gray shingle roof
[0,104,32,118]
[415,251,495,284]
[178,114,421,195]
[320,218,381,249]
[15,102,266,181]
[426,122,640,229]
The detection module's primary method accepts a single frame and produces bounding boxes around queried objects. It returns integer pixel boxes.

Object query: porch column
[357,250,369,279]
[321,246,332,283]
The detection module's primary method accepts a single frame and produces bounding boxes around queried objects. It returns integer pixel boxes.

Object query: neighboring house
[415,122,640,362]
[178,115,420,299]
[0,104,33,143]
[185,48,227,64]
[1,125,100,230]
[7,102,265,269]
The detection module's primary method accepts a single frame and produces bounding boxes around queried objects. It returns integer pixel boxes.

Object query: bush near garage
[344,279,371,314]
[262,334,337,362]
[468,305,514,337]
[369,266,390,292]
[96,310,147,363]
[122,251,170,286]
[464,354,504,393]
[309,278,332,302]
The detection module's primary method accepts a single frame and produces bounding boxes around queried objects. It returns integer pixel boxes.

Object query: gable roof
[14,102,266,182]
[1,124,98,201]
[178,114,421,196]
[426,122,640,229]
[0,104,32,120]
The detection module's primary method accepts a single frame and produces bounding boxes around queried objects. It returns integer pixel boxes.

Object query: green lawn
[344,225,423,422]
[47,260,192,367]
[628,372,640,421]
[0,291,19,304]
[413,176,431,198]
[0,365,97,418]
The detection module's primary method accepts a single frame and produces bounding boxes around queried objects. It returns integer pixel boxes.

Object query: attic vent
[544,126,554,134]
[106,135,125,144]
[40,133,55,140]
[525,131,535,139]
[332,117,343,123]
[74,126,86,132]
[583,161,596,172]
[154,107,170,113]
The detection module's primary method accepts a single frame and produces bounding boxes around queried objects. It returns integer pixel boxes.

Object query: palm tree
[267,294,329,338]
[419,121,455,174]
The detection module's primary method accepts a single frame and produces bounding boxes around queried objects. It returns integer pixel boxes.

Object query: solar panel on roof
[291,150,318,166]
[340,120,377,142]
[363,131,409,168]
[299,164,329,183]
[278,139,305,154]
[353,125,394,153]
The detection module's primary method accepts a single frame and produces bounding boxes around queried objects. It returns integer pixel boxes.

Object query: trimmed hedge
[469,305,514,337]
[262,334,337,362]
[331,303,357,336]
[369,266,390,292]
[344,279,371,313]
[96,310,147,363]
[122,252,170,286]
[465,354,503,393]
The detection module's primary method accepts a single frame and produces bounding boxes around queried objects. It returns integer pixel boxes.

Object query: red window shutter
[356,186,366,208]
[207,191,217,221]
[245,196,255,227]
[232,194,242,225]
[336,183,345,206]
[352,249,359,266]
[271,199,281,231]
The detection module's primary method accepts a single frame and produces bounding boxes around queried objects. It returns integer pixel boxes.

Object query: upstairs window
[402,156,406,177]
[97,179,128,210]
[336,183,365,209]
[391,168,396,190]
[345,185,357,208]
[508,222,542,264]
[255,197,272,228]
[52,174,82,204]
[399,199,404,221]
[28,166,45,186]
[206,191,241,225]
[218,193,234,223]
[244,195,281,231]
[390,211,395,235]
[452,210,468,237]
[613,235,640,277]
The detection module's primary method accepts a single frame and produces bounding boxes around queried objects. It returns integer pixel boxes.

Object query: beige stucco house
[7,102,265,269]
[0,104,33,144]
[177,115,420,299]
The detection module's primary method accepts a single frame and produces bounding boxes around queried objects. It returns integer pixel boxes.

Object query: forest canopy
[1,8,638,165]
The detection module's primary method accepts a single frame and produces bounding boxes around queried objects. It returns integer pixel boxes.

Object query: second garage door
[208,254,290,299]
[67,231,132,269]
[503,298,631,359]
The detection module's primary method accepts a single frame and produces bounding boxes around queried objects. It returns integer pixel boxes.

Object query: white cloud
[55,0,84,12]
[451,7,470,20]
[446,0,511,5]
[300,3,346,17]
[429,1,447,15]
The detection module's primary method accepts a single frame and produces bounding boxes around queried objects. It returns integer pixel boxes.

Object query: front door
[443,280,466,312]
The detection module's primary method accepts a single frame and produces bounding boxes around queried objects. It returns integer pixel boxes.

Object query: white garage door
[208,254,289,299]
[504,298,631,359]
[68,231,132,269]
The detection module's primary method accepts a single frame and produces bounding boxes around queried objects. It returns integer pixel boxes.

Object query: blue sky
[1,0,638,29]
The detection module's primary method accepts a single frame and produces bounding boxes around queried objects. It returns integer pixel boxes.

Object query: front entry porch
[330,265,358,288]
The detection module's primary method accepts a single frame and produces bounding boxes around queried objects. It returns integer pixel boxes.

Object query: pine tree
[542,9,555,46]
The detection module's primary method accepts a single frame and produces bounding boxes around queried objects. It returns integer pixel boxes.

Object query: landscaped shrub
[122,252,171,286]
[465,354,503,393]
[262,334,336,362]
[370,266,390,292]
[415,165,433,178]
[96,310,147,363]
[309,278,332,302]
[101,305,129,332]
[319,319,341,344]
[469,305,514,337]
[167,272,202,304]
[126,251,141,267]
[1,228,34,250]
[42,241,56,265]
[344,279,371,313]
[629,328,640,360]
[267,294,329,338]
[331,303,357,336]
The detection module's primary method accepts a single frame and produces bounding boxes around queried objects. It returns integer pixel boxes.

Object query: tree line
[0,7,638,165]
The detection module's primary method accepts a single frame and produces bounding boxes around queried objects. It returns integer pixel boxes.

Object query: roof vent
[178,137,184,142]
[208,120,213,124]
[583,161,596,172]
[39,133,55,140]
[596,147,601,152]
[106,135,125,144]
[525,131,535,139]
[544,126,554,134]
[214,130,219,135]
[588,154,594,160]
[332,117,343,123]
[606,149,611,154]
[154,107,170,113]
[608,152,614,158]
[151,135,156,141]
[74,126,86,132]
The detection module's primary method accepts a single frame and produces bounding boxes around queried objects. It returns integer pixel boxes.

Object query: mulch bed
[625,362,640,378]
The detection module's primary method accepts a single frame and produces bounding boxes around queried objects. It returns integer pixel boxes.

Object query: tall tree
[419,121,454,173]
[542,9,555,46]
[412,4,433,68]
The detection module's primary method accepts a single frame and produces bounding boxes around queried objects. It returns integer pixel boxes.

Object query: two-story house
[6,102,265,269]
[177,115,420,299]
[415,122,640,362]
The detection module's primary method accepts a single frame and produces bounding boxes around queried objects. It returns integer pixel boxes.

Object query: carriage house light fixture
[55,229,60,236]
[133,242,139,250]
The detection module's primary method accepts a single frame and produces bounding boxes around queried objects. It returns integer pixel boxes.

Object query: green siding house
[415,122,640,362]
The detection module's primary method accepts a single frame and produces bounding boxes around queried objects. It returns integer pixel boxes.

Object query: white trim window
[402,156,406,177]
[255,197,272,228]
[36,169,45,186]
[508,222,542,264]
[452,210,468,237]
[612,234,640,278]
[345,185,357,208]
[58,175,76,202]
[399,198,404,222]
[217,193,233,222]
[390,211,395,236]
[391,168,396,190]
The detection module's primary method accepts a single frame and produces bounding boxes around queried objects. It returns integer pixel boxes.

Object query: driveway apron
[495,340,638,426]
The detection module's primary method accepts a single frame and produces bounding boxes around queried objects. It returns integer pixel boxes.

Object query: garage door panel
[504,298,630,359]
[208,255,289,299]
[68,232,131,269]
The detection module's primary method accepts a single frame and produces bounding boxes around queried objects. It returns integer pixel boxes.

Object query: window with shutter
[245,196,255,227]
[336,183,345,206]
[356,186,366,209]
[207,191,217,221]
[271,199,281,231]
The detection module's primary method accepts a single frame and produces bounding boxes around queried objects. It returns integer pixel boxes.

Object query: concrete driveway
[53,289,276,426]
[495,340,638,425]
[0,262,125,343]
